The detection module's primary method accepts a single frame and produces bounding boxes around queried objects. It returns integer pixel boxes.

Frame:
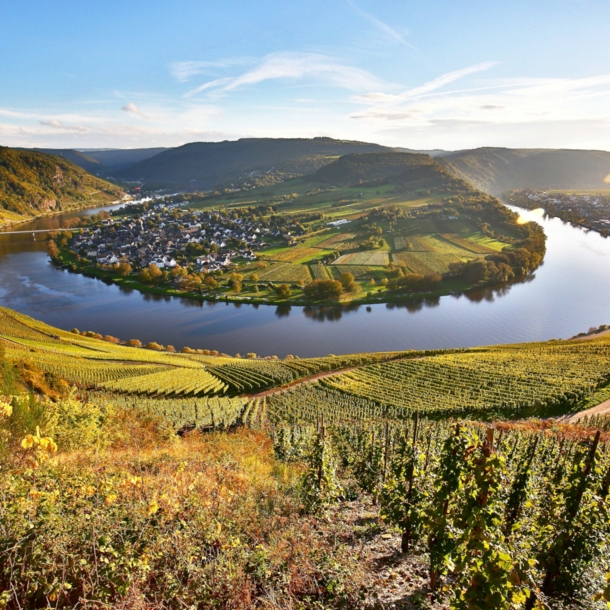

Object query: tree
[117,262,132,277]
[339,272,355,291]
[204,275,218,289]
[275,284,291,298]
[47,240,60,259]
[138,264,163,285]
[303,280,342,300]
[387,273,442,292]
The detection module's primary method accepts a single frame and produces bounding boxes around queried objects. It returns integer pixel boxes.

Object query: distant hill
[117,137,392,189]
[80,148,169,174]
[311,151,475,195]
[0,147,124,225]
[26,149,103,175]
[29,147,168,177]
[438,147,610,195]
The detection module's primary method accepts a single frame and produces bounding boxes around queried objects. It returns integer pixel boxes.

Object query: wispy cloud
[355,62,499,104]
[351,69,610,134]
[347,1,417,51]
[121,102,149,118]
[169,58,251,83]
[184,51,389,98]
[39,119,88,132]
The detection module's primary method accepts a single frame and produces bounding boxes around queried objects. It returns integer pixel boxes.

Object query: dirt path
[563,398,610,422]
[249,365,359,399]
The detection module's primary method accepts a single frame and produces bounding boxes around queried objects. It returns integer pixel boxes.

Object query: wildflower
[148,498,160,516]
[105,493,118,506]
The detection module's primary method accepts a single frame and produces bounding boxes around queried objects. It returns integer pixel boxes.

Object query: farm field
[333,251,390,265]
[0,306,408,409]
[261,246,331,263]
[246,262,312,282]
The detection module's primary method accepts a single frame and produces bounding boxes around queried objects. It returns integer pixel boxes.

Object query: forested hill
[0,147,124,225]
[311,151,475,195]
[437,147,610,195]
[29,147,168,177]
[116,137,391,189]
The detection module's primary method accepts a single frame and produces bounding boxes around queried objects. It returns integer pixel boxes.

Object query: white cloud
[347,1,417,51]
[169,59,250,82]
[121,102,149,118]
[352,72,610,128]
[39,119,88,132]
[355,62,499,104]
[185,51,389,97]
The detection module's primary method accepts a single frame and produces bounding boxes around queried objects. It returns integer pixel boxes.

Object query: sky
[2,0,610,151]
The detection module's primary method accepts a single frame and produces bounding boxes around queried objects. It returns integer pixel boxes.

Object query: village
[507,189,610,236]
[69,202,304,274]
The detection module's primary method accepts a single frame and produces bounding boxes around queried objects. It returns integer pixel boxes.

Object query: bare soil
[319,496,449,609]
[564,398,610,422]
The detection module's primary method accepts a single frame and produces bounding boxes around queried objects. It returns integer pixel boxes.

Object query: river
[1,204,609,357]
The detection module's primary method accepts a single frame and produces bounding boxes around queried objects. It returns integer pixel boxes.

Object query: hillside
[438,147,610,195]
[0,147,124,225]
[117,137,391,189]
[1,306,607,422]
[312,151,474,194]
[24,148,103,175]
[2,306,610,608]
[29,147,168,177]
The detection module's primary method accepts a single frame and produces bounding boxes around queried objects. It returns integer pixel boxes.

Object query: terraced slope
[0,307,405,400]
[2,306,609,429]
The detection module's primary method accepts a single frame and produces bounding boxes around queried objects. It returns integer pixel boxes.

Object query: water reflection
[275,304,291,318]
[302,303,361,322]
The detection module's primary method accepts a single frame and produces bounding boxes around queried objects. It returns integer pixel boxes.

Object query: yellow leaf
[105,494,118,506]
[148,498,160,516]
[21,435,35,449]
[39,437,57,453]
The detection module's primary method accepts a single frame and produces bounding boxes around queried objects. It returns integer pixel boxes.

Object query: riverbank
[51,245,519,308]
[1,203,608,358]
[0,197,128,231]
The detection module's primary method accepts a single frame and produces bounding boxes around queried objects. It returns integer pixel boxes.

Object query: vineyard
[2,304,610,607]
[3,306,610,433]
[273,417,610,608]
[334,251,390,266]
[0,306,407,406]
[268,340,610,423]
[246,261,312,282]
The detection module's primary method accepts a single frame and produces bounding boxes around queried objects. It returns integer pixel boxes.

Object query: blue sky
[2,0,610,150]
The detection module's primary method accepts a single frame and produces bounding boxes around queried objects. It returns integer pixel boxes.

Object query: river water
[1,205,609,357]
